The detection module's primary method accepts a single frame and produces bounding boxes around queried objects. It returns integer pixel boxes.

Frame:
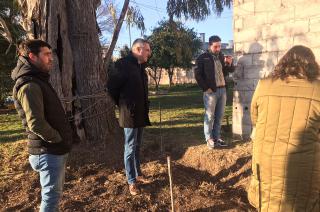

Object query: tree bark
[157,68,163,90]
[168,67,174,87]
[18,0,121,165]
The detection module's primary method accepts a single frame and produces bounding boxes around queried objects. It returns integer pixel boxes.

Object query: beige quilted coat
[248,77,320,212]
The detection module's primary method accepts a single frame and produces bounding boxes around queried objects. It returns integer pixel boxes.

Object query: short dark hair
[209,35,221,45]
[132,38,150,48]
[272,45,320,81]
[20,39,52,57]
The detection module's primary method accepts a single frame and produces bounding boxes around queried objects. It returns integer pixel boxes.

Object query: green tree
[119,44,130,58]
[148,20,201,87]
[0,0,25,107]
[125,6,145,47]
[146,39,163,91]
[166,0,232,21]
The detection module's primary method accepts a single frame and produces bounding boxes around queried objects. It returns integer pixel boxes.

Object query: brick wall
[233,0,320,139]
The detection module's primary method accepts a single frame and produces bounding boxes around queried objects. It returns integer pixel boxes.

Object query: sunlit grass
[0,84,233,147]
[0,112,24,143]
[145,84,233,148]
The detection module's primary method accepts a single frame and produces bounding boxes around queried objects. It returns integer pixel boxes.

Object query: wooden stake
[159,102,163,154]
[167,156,174,212]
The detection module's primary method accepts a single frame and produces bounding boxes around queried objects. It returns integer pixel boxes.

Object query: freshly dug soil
[0,140,256,211]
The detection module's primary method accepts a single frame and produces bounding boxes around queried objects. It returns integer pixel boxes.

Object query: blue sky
[111,0,233,52]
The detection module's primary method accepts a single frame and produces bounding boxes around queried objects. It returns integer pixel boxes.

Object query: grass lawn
[145,84,233,153]
[0,111,24,143]
[0,84,233,145]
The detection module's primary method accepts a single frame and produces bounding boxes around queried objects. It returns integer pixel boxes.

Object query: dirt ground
[0,138,256,212]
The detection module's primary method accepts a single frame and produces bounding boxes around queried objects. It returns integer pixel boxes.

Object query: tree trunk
[156,68,163,91]
[18,0,121,166]
[147,67,162,91]
[168,68,174,88]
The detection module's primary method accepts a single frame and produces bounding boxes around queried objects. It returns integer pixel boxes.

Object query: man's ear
[136,46,142,53]
[28,52,37,62]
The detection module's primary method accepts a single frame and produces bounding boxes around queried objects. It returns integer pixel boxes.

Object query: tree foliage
[166,0,232,21]
[0,0,25,106]
[119,44,130,58]
[148,20,201,87]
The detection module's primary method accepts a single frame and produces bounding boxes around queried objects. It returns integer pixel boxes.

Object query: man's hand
[206,88,213,93]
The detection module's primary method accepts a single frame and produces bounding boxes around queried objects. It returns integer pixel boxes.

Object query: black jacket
[194,51,234,92]
[107,53,151,128]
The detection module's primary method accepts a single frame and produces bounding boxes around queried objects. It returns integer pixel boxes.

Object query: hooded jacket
[12,56,73,155]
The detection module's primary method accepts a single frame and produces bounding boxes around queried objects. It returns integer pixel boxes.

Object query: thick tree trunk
[18,0,121,165]
[66,0,116,142]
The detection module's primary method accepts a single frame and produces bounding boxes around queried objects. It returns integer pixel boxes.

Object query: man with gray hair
[107,38,152,195]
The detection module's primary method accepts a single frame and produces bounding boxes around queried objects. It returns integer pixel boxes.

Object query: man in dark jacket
[194,35,234,149]
[107,38,152,195]
[12,39,73,211]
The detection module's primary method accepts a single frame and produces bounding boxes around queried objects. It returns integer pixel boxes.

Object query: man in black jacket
[194,35,234,149]
[107,38,151,195]
[12,40,73,211]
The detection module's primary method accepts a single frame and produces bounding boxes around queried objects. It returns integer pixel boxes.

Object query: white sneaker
[206,138,215,149]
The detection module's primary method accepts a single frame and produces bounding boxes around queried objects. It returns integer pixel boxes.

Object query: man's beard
[37,62,51,72]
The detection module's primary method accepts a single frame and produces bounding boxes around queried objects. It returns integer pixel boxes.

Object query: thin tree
[149,20,201,87]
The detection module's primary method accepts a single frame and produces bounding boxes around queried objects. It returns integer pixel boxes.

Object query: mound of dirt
[1,141,256,211]
[179,141,252,185]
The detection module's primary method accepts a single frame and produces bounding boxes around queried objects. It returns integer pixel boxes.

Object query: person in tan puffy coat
[248,45,320,212]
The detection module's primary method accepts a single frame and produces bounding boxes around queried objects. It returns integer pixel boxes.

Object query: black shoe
[214,138,228,147]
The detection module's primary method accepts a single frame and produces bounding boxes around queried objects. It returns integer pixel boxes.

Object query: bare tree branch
[0,17,13,54]
[104,0,130,70]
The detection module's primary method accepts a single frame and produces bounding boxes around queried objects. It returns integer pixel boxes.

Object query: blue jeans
[124,127,143,184]
[29,154,68,212]
[203,87,226,141]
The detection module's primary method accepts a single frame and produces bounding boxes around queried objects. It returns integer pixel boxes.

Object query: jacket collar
[126,52,147,69]
[11,56,50,82]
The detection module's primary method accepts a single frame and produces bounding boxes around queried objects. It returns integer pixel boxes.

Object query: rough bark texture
[18,0,121,165]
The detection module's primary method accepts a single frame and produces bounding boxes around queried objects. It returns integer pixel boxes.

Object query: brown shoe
[136,175,152,184]
[129,183,140,196]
